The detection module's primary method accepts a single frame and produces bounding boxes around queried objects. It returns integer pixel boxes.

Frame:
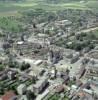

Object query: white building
[17,84,26,95]
[33,77,48,95]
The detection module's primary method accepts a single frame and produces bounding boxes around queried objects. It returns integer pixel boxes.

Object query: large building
[17,84,26,95]
[33,77,48,95]
[85,66,98,78]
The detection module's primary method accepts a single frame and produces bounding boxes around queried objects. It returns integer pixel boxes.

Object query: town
[0,0,98,100]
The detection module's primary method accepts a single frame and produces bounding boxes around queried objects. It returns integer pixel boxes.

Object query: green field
[0,0,98,16]
[0,17,23,32]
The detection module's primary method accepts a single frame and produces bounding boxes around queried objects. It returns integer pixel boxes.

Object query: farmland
[0,0,98,16]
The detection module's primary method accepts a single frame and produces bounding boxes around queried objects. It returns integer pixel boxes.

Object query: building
[77,90,94,100]
[0,91,16,100]
[33,77,48,95]
[85,66,98,78]
[17,84,26,95]
[76,80,83,87]
[50,67,57,79]
[55,20,72,26]
[7,70,17,80]
[48,49,62,64]
[18,95,28,100]
[55,85,64,93]
[70,52,80,63]
[77,66,86,79]
[62,74,70,84]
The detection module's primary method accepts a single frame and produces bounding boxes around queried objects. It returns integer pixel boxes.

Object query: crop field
[0,0,98,16]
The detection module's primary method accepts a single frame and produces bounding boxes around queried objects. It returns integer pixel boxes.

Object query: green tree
[20,62,31,71]
[26,90,36,100]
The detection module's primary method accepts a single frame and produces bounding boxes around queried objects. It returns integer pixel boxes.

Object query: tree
[0,64,4,71]
[26,90,36,100]
[20,62,31,71]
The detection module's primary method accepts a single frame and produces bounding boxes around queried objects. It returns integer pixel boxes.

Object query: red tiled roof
[55,85,64,93]
[1,91,16,100]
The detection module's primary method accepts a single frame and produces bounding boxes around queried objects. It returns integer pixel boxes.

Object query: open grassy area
[85,1,98,12]
[0,0,98,16]
[0,17,23,32]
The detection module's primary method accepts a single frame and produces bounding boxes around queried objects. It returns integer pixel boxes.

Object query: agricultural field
[0,0,98,33]
[0,0,98,16]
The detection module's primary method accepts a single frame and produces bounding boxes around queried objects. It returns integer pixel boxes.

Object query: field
[0,0,98,16]
[0,17,23,32]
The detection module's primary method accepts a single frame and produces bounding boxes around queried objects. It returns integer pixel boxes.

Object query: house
[0,91,16,100]
[55,85,64,93]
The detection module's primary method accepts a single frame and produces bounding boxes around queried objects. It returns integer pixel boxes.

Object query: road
[54,26,98,44]
[76,26,98,34]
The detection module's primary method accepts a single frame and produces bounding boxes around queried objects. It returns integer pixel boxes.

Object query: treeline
[0,0,25,2]
[45,0,85,4]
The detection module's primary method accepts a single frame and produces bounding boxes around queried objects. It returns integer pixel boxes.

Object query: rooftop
[0,91,16,100]
[33,77,48,88]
